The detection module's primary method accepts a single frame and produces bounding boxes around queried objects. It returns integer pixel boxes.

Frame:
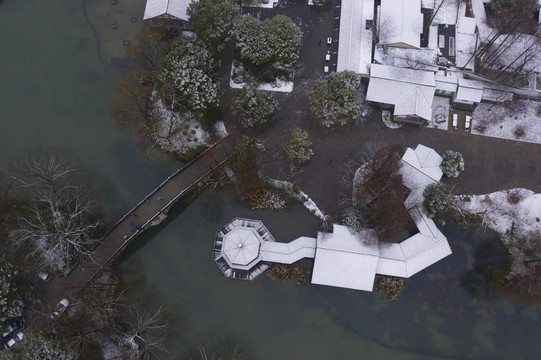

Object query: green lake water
[1,0,541,359]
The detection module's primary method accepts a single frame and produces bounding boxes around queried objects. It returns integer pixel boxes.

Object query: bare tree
[117,302,170,360]
[7,152,102,276]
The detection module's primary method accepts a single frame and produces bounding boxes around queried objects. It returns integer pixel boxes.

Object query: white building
[216,145,452,293]
[143,0,191,26]
[336,0,375,77]
[379,0,423,48]
[366,64,436,124]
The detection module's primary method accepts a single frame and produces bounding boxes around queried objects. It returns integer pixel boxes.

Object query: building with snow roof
[143,0,191,27]
[366,64,436,124]
[336,0,374,77]
[215,145,452,292]
[379,0,423,48]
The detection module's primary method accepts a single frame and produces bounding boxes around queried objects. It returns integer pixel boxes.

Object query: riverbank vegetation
[111,27,224,162]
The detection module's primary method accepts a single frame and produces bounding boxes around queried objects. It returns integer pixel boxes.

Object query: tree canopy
[228,85,279,127]
[233,14,301,70]
[154,35,221,119]
[283,128,314,163]
[440,150,465,178]
[187,0,239,57]
[308,71,363,127]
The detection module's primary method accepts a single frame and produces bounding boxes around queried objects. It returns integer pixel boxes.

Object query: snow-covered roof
[375,145,451,278]
[311,225,380,291]
[456,78,483,103]
[400,144,443,184]
[260,237,316,264]
[366,64,436,120]
[143,0,189,21]
[380,0,423,48]
[435,73,458,93]
[432,0,460,25]
[336,0,374,75]
[222,229,261,266]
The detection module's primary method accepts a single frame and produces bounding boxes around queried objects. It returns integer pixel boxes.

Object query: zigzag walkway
[45,136,236,312]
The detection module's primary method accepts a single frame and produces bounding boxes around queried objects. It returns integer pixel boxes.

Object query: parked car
[327,37,332,45]
[452,113,458,129]
[38,271,51,282]
[2,317,24,338]
[325,53,331,61]
[3,331,23,349]
[465,115,471,131]
[50,298,70,320]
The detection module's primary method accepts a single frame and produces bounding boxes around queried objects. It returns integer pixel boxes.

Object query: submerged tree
[230,136,267,191]
[228,85,279,127]
[308,71,363,127]
[187,0,240,58]
[7,152,102,275]
[440,150,465,178]
[283,127,313,163]
[116,302,170,360]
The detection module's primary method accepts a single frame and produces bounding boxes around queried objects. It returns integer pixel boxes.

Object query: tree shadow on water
[460,233,511,301]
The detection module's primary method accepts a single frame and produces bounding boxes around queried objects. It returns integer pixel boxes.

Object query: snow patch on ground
[214,121,228,138]
[266,178,328,220]
[230,65,294,93]
[455,189,541,277]
[150,94,210,155]
[242,0,277,8]
[472,100,541,144]
[428,96,450,131]
[382,110,402,129]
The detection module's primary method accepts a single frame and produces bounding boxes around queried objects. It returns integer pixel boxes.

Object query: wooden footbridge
[46,136,237,309]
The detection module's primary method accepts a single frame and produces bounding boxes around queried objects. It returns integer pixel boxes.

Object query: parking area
[240,0,341,79]
[449,108,473,132]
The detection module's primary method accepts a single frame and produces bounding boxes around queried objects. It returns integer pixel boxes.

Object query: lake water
[2,1,541,359]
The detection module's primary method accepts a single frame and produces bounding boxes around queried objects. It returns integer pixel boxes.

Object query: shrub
[440,150,465,178]
[183,144,209,162]
[283,127,314,163]
[423,183,453,223]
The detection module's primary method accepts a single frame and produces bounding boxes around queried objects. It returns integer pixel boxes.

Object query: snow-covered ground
[428,96,450,131]
[455,189,541,277]
[266,178,327,221]
[230,64,294,93]
[150,95,210,155]
[242,0,277,8]
[472,100,541,144]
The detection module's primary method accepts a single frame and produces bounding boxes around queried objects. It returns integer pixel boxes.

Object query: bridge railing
[77,136,235,291]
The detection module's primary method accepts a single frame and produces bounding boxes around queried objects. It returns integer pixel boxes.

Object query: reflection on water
[2,0,541,359]
[121,190,541,359]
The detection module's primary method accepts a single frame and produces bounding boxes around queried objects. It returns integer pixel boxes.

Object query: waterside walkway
[45,136,236,312]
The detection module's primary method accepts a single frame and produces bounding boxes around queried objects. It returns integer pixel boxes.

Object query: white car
[38,271,51,282]
[465,115,471,131]
[452,113,458,129]
[327,37,332,45]
[51,298,70,320]
[4,332,23,349]
[324,66,329,73]
[325,53,331,61]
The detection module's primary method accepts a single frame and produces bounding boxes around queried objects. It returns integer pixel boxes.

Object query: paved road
[221,0,541,220]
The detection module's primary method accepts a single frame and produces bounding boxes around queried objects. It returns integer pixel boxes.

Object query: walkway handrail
[96,136,232,244]
[78,153,232,291]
